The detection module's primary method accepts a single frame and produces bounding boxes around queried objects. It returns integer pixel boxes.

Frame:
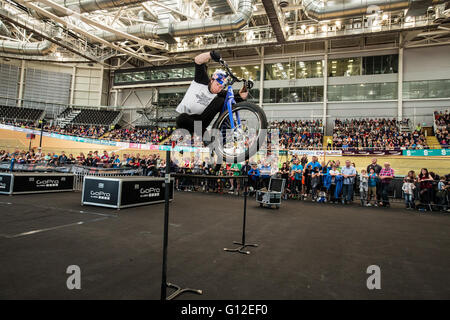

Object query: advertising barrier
[82,176,174,209]
[342,149,403,156]
[0,172,74,195]
[288,150,343,157]
[403,149,449,156]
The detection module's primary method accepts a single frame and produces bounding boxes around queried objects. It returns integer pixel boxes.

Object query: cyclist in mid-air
[175,51,249,138]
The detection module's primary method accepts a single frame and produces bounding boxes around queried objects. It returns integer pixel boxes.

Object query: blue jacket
[248,168,260,181]
[324,173,332,190]
[334,175,344,199]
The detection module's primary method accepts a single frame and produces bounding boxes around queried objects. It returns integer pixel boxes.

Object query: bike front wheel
[211,101,268,163]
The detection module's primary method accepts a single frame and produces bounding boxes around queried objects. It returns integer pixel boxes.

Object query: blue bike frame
[221,85,241,130]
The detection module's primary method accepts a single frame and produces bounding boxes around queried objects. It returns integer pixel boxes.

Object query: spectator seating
[333,118,429,150]
[434,110,449,148]
[0,105,44,122]
[70,109,121,126]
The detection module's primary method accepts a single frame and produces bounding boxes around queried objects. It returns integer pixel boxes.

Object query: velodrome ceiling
[0,0,449,68]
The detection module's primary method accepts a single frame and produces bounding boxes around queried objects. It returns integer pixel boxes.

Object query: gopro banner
[82,177,173,209]
[0,173,74,195]
[82,178,120,207]
[120,179,173,207]
[0,174,12,194]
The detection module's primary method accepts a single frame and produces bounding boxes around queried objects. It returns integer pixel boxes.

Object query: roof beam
[15,0,157,65]
[33,0,166,51]
[261,0,286,43]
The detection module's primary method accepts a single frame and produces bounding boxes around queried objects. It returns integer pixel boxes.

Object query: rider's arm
[194,52,212,65]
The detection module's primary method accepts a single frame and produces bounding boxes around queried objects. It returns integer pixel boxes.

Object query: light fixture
[285,25,290,32]
[382,13,389,20]
[308,26,315,33]
[335,20,341,28]
[321,25,328,32]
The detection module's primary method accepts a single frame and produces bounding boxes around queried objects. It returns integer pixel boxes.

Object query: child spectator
[359,169,369,206]
[402,178,416,209]
[367,168,378,207]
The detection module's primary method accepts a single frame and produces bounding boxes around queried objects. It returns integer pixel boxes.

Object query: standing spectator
[341,160,357,204]
[303,164,313,198]
[230,162,242,194]
[402,178,416,209]
[291,159,303,197]
[359,169,369,206]
[300,155,308,167]
[328,164,340,203]
[379,162,395,207]
[311,166,320,201]
[58,151,68,166]
[260,162,271,189]
[436,176,448,212]
[367,168,378,206]
[248,163,260,193]
[367,158,382,203]
[9,154,16,172]
[418,168,434,207]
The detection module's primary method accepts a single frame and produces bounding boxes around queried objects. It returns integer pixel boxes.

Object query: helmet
[211,69,228,86]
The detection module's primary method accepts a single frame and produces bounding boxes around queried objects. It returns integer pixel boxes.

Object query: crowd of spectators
[332,118,429,150]
[1,148,448,211]
[434,110,449,148]
[0,119,173,145]
[270,120,323,150]
[3,114,450,151]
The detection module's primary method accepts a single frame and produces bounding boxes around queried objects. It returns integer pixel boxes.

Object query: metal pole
[160,149,170,300]
[39,120,44,148]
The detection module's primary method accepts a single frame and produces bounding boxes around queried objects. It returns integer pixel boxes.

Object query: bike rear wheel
[211,101,268,163]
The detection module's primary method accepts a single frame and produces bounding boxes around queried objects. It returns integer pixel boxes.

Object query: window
[403,79,450,99]
[328,57,361,77]
[265,60,323,80]
[263,86,324,103]
[328,83,397,101]
[113,64,195,85]
[362,54,398,75]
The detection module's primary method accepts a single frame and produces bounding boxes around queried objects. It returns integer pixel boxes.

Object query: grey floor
[0,191,449,299]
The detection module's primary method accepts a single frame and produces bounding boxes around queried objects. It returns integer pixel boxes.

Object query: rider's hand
[210,51,222,63]
[239,86,248,100]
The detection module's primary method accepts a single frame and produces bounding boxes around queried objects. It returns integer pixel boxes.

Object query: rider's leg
[176,102,223,136]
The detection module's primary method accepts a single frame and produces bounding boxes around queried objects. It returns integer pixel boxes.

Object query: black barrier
[81,176,174,209]
[0,172,74,195]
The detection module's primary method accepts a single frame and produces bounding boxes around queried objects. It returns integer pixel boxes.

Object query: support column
[98,65,104,106]
[259,47,264,108]
[17,60,25,107]
[398,35,404,121]
[323,41,328,133]
[69,65,76,106]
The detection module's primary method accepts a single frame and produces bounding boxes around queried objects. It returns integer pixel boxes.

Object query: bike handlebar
[219,59,254,90]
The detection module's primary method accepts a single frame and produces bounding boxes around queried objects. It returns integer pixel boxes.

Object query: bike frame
[221,84,241,130]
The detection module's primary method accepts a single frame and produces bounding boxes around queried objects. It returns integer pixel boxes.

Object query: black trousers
[176,101,223,135]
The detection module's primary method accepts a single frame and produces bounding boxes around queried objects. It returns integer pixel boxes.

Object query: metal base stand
[165,282,203,300]
[161,149,202,300]
[224,178,258,255]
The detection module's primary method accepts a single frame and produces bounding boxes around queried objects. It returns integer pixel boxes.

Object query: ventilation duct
[31,0,148,19]
[0,40,56,55]
[91,0,254,42]
[302,0,448,21]
[0,20,11,37]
